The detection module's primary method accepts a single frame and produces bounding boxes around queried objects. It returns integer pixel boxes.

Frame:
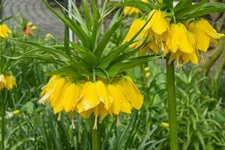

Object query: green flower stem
[166,59,178,150]
[1,90,5,150]
[92,119,100,150]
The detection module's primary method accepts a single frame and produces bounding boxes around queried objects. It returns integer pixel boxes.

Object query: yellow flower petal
[116,76,143,110]
[63,83,82,112]
[106,85,121,115]
[54,83,82,114]
[96,81,111,110]
[50,78,67,107]
[123,19,147,48]
[5,75,16,90]
[187,19,224,52]
[80,81,101,111]
[166,23,195,53]
[146,10,169,35]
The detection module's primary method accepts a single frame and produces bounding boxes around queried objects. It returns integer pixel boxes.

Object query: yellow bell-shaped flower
[54,83,82,114]
[146,9,169,36]
[50,78,67,108]
[116,76,143,110]
[106,84,132,115]
[123,19,148,48]
[0,74,16,90]
[187,18,224,52]
[5,75,17,90]
[166,23,195,54]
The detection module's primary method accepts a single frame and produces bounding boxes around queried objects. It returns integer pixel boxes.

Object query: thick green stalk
[1,90,4,150]
[166,59,178,150]
[92,120,100,150]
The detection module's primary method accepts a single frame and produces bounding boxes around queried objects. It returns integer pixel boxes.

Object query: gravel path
[3,0,64,39]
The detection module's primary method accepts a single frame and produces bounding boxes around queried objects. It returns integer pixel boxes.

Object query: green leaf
[45,64,88,80]
[185,3,225,19]
[114,112,137,150]
[70,42,97,66]
[175,0,208,20]
[104,1,154,19]
[111,36,149,64]
[13,39,68,59]
[83,0,92,31]
[42,0,92,49]
[174,0,192,12]
[164,0,173,9]
[64,26,75,63]
[196,131,205,150]
[9,138,35,150]
[97,42,130,69]
[107,55,159,77]
[97,16,152,69]
[90,0,101,50]
[95,17,123,59]
[0,16,13,23]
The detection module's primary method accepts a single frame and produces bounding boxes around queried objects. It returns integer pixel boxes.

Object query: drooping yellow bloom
[146,9,169,36]
[166,23,195,54]
[38,75,66,105]
[39,75,143,126]
[168,50,199,66]
[5,75,17,90]
[0,74,16,90]
[54,83,82,114]
[123,19,148,48]
[0,24,12,39]
[187,18,224,52]
[107,84,132,115]
[116,76,143,110]
[78,81,102,112]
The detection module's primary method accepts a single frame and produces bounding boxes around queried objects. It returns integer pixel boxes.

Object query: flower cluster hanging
[123,2,224,66]
[39,74,143,127]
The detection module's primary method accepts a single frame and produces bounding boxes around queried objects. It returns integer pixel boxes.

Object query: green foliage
[1,1,225,150]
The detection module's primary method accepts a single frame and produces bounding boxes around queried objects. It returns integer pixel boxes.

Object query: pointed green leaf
[186,3,225,19]
[104,1,154,19]
[70,42,97,66]
[174,0,192,12]
[97,16,152,69]
[45,64,87,80]
[42,0,92,49]
[83,0,92,31]
[107,55,159,77]
[91,0,101,50]
[175,0,208,20]
[95,17,123,59]
[13,39,68,59]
